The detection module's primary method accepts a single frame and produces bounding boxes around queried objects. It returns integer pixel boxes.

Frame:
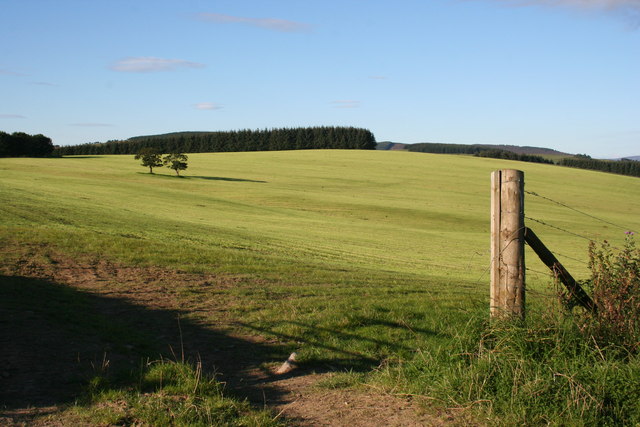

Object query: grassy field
[2,150,639,424]
[3,151,637,283]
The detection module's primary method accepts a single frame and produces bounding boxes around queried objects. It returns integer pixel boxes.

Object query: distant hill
[376,141,571,157]
[477,144,570,157]
[620,156,640,161]
[376,141,407,151]
[128,131,216,141]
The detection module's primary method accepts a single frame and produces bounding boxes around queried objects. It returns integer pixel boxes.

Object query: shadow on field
[348,317,444,338]
[238,321,379,372]
[238,318,442,375]
[135,172,266,183]
[0,274,284,413]
[60,156,104,159]
[190,175,267,183]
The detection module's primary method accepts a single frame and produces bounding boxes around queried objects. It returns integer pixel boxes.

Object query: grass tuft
[75,359,281,426]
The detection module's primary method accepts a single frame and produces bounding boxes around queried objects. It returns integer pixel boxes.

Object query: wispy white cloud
[480,0,640,26]
[332,100,360,108]
[368,75,388,80]
[109,57,205,73]
[69,122,114,127]
[0,114,26,119]
[197,13,312,33]
[493,0,639,9]
[194,102,223,110]
[0,68,27,77]
[29,81,58,86]
[487,0,640,22]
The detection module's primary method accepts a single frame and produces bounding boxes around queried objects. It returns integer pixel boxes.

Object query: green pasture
[2,150,640,423]
[0,150,640,324]
[2,150,639,339]
[2,150,637,275]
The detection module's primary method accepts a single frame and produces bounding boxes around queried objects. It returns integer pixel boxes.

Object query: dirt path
[0,244,451,426]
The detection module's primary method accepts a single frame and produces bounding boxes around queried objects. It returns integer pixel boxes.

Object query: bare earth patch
[258,374,451,426]
[0,243,456,426]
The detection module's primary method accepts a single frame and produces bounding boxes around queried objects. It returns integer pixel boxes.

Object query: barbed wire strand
[548,250,589,266]
[525,190,637,234]
[523,240,589,266]
[525,216,595,242]
[527,288,557,299]
[474,226,526,285]
[526,266,554,277]
[525,216,622,251]
[525,267,565,299]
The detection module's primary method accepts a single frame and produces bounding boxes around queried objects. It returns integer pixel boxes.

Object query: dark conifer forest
[55,127,377,156]
[405,142,639,177]
[558,157,640,177]
[0,131,54,157]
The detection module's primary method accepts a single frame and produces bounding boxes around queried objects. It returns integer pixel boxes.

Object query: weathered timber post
[491,170,525,318]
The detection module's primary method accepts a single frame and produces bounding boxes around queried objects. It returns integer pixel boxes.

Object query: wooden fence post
[491,170,525,319]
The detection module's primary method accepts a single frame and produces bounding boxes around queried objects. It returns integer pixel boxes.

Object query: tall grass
[74,359,281,426]
[377,237,640,426]
[379,311,640,425]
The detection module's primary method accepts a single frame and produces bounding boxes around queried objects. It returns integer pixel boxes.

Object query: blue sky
[1,0,639,157]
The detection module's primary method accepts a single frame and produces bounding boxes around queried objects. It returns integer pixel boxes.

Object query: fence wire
[525,216,596,243]
[525,186,638,251]
[484,186,636,304]
[519,187,638,304]
[525,190,637,234]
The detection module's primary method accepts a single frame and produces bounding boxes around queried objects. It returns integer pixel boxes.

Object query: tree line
[474,149,553,164]
[406,142,639,178]
[558,157,640,178]
[407,142,486,155]
[407,143,552,164]
[55,127,377,156]
[0,131,54,157]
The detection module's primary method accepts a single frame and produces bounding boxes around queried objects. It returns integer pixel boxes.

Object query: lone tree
[134,148,163,173]
[163,152,188,176]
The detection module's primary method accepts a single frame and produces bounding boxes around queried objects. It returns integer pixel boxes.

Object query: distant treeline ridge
[55,127,377,156]
[558,157,640,177]
[474,149,553,164]
[407,142,487,155]
[407,143,553,164]
[404,142,639,177]
[0,131,54,157]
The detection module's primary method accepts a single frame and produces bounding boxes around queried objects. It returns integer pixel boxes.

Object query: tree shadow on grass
[0,270,442,422]
[190,176,267,183]
[0,274,285,415]
[60,156,105,159]
[237,317,445,380]
[135,172,266,183]
[238,321,379,373]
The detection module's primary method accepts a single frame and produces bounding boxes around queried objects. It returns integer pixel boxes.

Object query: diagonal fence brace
[524,227,597,313]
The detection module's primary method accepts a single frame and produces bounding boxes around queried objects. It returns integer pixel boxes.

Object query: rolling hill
[2,150,639,424]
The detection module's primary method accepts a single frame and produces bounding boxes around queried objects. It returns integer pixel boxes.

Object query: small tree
[134,148,163,174]
[163,153,188,176]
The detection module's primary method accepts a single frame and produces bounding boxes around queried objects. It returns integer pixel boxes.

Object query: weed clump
[582,233,640,353]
